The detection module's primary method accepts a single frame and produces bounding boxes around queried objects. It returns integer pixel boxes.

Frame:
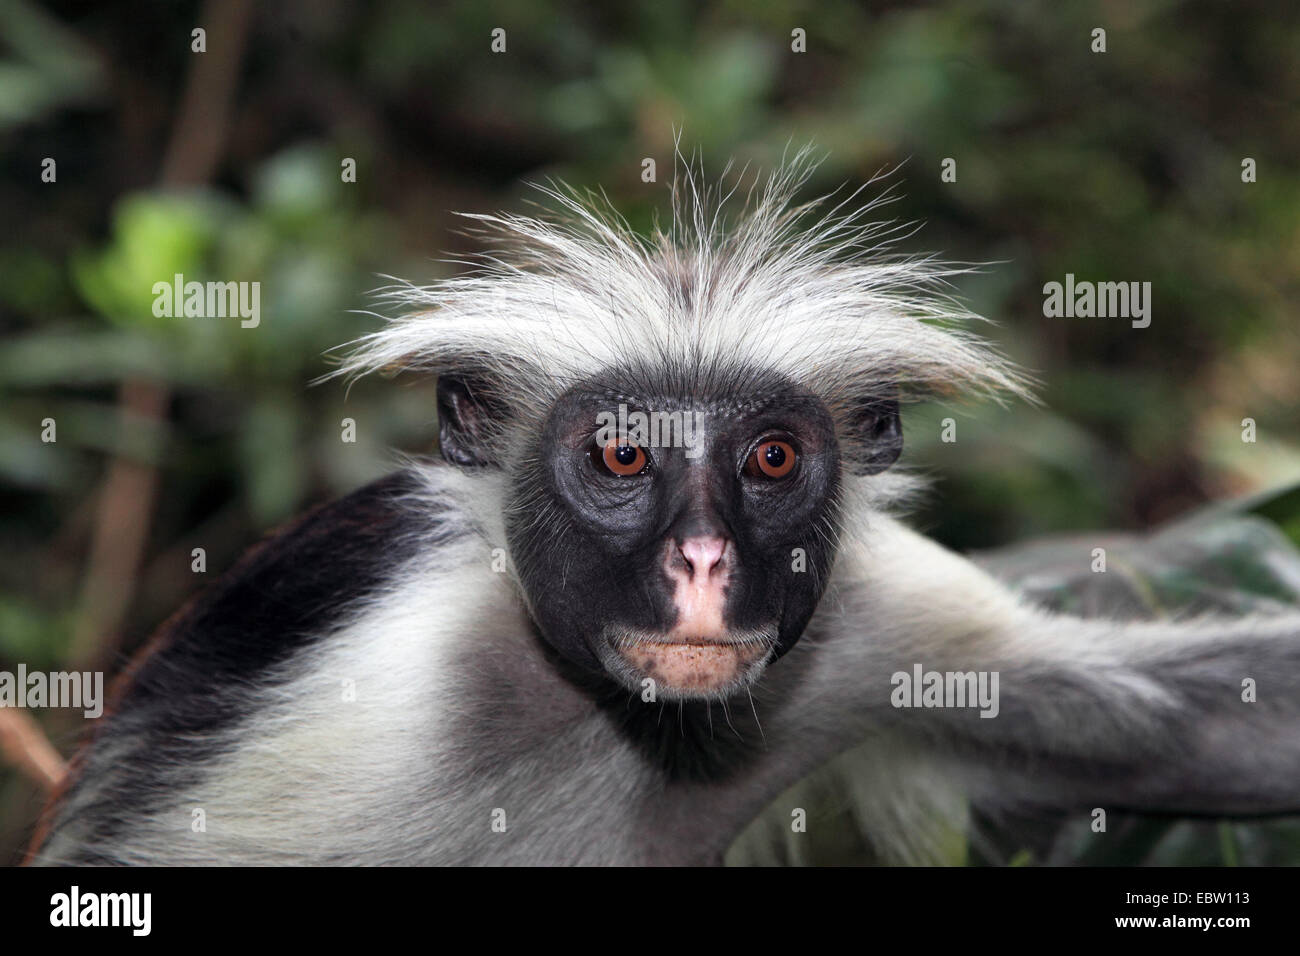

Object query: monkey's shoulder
[32,469,473,863]
[111,468,466,726]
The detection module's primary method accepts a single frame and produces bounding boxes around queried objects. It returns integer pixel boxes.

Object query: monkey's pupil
[615,445,638,466]
[764,444,786,468]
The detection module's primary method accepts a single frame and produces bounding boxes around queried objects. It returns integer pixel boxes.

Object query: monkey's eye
[594,438,649,477]
[745,438,798,480]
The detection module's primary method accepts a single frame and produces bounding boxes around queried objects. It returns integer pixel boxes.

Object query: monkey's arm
[810,513,1300,816]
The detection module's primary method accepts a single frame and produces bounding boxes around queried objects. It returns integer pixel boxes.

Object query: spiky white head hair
[335,149,1029,475]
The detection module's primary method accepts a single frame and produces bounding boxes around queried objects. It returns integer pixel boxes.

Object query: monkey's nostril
[676,536,729,579]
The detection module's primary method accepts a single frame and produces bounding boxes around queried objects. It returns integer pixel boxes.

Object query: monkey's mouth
[602,628,776,698]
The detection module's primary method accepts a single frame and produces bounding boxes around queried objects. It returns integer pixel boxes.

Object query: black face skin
[503,368,845,699]
[436,365,902,701]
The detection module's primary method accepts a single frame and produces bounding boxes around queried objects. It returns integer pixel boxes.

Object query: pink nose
[676,536,729,580]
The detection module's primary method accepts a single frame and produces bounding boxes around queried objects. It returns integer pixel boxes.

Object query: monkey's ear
[436,376,502,467]
[849,398,903,475]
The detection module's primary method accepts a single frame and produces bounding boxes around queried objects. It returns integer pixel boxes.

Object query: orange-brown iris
[747,439,796,479]
[601,440,648,476]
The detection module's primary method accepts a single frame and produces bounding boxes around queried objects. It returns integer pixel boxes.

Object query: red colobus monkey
[31,156,1300,865]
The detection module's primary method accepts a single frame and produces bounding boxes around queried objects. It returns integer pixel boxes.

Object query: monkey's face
[503,373,852,701]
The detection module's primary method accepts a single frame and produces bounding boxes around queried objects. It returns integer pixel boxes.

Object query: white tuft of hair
[331,147,1031,469]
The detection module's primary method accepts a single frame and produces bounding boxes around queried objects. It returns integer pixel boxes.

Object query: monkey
[28,154,1300,866]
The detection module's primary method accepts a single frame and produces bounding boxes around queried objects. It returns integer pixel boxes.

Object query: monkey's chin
[600,628,776,701]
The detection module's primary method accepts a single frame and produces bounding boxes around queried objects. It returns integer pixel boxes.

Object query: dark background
[2,0,1299,864]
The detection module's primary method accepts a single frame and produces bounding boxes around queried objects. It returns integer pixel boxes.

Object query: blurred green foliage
[2,0,1298,865]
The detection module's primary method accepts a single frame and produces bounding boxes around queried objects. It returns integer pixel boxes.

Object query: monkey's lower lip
[617,639,770,693]
[637,637,759,647]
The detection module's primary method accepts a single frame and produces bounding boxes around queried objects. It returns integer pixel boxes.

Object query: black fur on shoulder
[32,469,462,861]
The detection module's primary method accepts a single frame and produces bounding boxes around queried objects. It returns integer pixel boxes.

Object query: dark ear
[436,375,502,467]
[850,398,903,475]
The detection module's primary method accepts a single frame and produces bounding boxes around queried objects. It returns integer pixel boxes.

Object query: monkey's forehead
[559,364,825,413]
